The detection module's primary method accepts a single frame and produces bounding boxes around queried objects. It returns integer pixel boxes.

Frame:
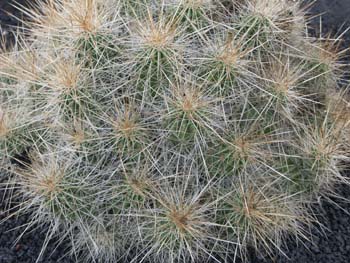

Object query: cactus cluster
[0,0,349,262]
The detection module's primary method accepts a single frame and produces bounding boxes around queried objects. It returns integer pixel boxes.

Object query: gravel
[0,0,26,47]
[250,182,350,263]
[1,0,350,262]
[0,174,73,263]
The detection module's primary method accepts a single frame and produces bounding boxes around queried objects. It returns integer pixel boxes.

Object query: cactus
[0,0,349,262]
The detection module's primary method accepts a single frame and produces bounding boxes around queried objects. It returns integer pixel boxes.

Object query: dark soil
[1,0,350,262]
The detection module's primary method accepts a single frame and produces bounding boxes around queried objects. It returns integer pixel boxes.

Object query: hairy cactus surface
[0,0,349,262]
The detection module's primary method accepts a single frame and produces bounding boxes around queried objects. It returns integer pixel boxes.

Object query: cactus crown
[0,0,349,262]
